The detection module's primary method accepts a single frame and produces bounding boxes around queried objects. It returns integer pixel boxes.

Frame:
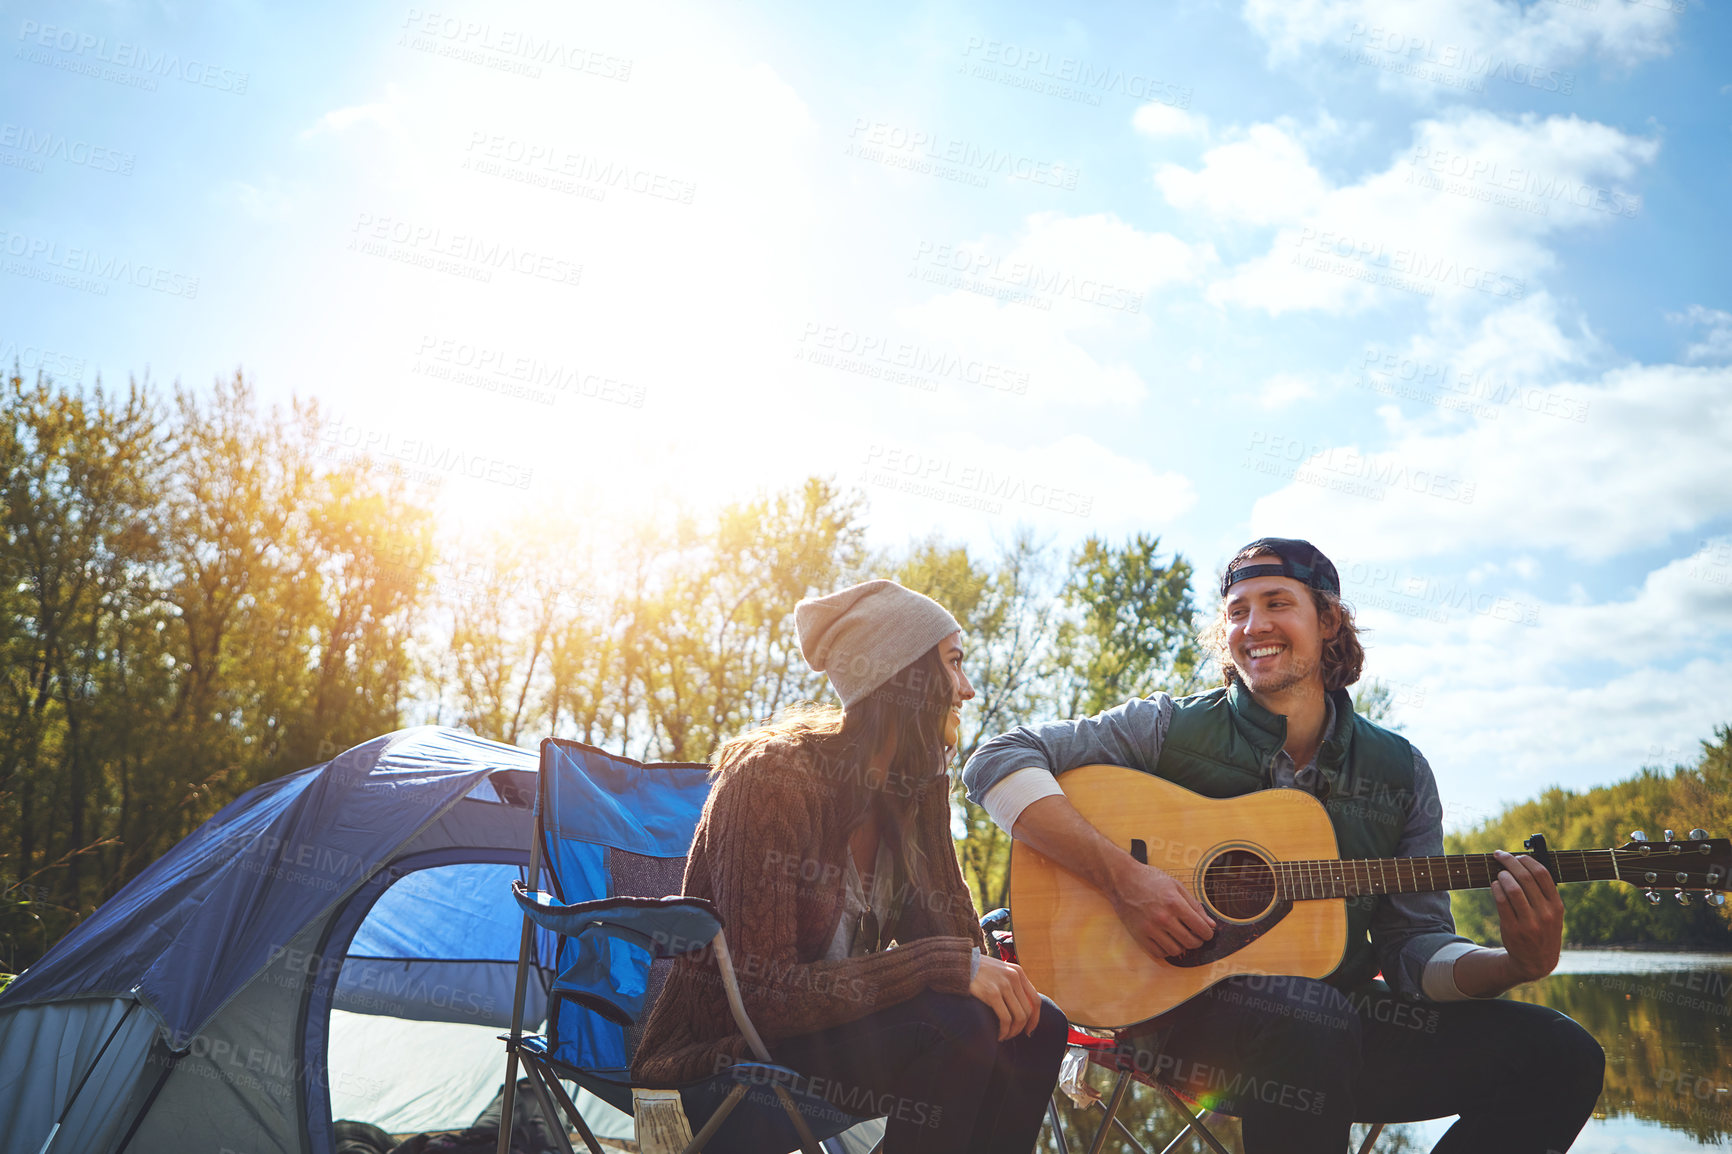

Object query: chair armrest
[512,880,722,958]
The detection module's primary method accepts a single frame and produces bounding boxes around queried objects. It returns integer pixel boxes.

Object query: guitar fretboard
[1269,850,1622,900]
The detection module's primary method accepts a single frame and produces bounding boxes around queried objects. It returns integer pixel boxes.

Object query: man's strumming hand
[1107,856,1216,960]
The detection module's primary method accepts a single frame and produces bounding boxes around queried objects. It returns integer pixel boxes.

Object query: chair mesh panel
[606,847,688,1068]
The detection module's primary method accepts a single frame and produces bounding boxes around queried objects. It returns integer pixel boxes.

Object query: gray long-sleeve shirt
[962,693,1483,1002]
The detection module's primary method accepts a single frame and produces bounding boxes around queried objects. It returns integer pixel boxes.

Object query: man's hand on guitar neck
[1453,849,1566,997]
[1013,794,1216,958]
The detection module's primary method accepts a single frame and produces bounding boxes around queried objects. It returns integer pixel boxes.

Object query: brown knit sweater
[631,734,986,1085]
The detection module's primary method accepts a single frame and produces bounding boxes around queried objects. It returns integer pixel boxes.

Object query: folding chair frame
[494,744,844,1154]
[1057,1043,1387,1154]
[980,910,1387,1154]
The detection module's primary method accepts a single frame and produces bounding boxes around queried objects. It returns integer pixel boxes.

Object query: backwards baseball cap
[1220,537,1341,596]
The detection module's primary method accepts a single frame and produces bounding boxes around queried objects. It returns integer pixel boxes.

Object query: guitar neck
[1275,849,1621,900]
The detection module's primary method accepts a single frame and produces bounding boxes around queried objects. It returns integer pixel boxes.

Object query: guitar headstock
[1616,829,1731,906]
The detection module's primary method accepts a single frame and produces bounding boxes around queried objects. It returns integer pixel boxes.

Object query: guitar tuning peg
[1665,829,1676,842]
[1675,890,1691,906]
[1689,829,1709,841]
[1708,893,1727,908]
[1630,830,1647,842]
[1645,889,1662,905]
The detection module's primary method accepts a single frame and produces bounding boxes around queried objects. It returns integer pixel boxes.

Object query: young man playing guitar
[963,538,1605,1153]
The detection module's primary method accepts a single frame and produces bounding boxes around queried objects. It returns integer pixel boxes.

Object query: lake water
[1046,949,1732,1153]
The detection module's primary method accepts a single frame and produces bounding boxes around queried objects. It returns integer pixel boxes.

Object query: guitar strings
[1189,849,1686,900]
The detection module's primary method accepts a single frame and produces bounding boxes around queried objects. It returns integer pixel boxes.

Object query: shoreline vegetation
[1446,729,1732,950]
[2,367,1727,971]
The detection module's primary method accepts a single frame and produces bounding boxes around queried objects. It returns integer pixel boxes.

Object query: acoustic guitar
[1008,765,1732,1028]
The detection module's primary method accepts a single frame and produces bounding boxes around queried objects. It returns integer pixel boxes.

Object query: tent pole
[36,1000,137,1154]
[497,772,549,1154]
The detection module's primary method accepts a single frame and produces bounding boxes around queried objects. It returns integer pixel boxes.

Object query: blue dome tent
[0,727,650,1154]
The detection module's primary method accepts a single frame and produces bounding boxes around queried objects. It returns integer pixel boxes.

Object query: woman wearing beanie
[632,579,1068,1153]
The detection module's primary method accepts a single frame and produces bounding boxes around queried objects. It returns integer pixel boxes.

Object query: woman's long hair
[713,643,955,896]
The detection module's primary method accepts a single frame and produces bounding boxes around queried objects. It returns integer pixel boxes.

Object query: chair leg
[1084,1070,1133,1154]
[1091,1103,1152,1154]
[1047,1091,1070,1154]
[1356,1121,1385,1154]
[529,1063,608,1154]
[770,1082,825,1154]
[1155,1084,1233,1154]
[518,1062,579,1154]
[679,1082,749,1154]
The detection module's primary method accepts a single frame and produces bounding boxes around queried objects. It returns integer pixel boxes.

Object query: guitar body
[1009,765,1348,1029]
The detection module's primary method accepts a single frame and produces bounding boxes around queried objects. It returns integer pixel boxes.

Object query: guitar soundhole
[1202,850,1277,921]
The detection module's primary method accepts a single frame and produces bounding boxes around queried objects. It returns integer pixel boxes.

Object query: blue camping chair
[496,738,879,1154]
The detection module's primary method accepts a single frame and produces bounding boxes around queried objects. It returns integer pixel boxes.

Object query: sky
[3,0,1729,827]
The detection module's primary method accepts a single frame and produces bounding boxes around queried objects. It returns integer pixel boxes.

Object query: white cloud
[301,85,406,139]
[1673,305,1732,363]
[1155,123,1327,227]
[1132,103,1209,139]
[1248,359,1732,562]
[850,431,1195,543]
[1242,0,1679,86]
[1256,372,1318,408]
[1186,111,1658,316]
[1355,541,1732,807]
[891,212,1218,410]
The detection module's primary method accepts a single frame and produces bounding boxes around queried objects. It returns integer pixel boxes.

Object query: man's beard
[1239,652,1321,696]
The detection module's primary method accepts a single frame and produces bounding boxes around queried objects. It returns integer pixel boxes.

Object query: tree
[1052,534,1201,718]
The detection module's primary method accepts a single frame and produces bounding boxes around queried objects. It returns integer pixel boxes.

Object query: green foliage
[1352,678,1400,730]
[0,368,430,968]
[1446,728,1732,947]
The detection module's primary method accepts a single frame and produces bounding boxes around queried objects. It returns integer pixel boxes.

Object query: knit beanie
[795,579,962,708]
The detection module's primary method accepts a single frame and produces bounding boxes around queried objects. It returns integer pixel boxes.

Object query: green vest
[1153,680,1414,991]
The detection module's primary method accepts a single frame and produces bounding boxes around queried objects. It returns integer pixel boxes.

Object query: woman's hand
[968,954,1043,1041]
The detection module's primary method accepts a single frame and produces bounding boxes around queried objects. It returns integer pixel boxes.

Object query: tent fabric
[0,726,593,1154]
[0,997,164,1154]
[2,728,521,1048]
[324,1011,633,1139]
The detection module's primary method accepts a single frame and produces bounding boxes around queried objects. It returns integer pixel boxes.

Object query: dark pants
[769,988,1069,1154]
[1120,976,1606,1154]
